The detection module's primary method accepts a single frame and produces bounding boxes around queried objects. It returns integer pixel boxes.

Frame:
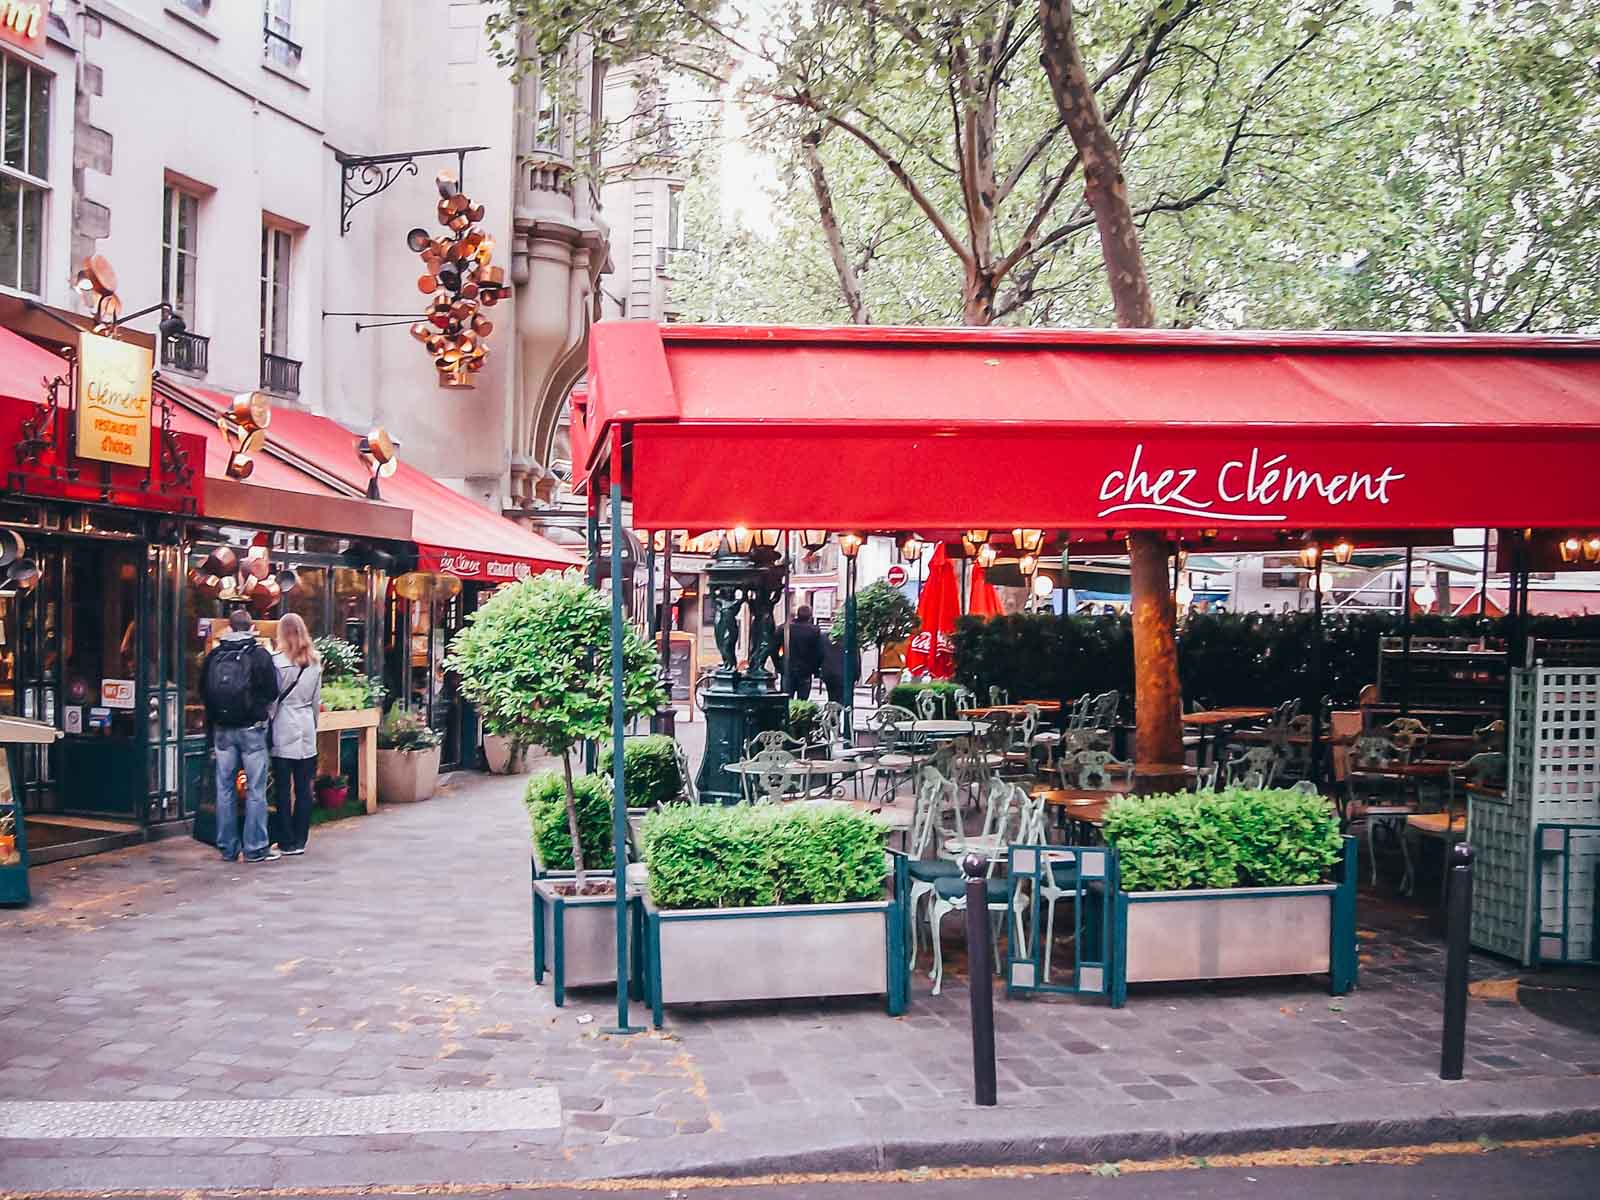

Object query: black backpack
[205,641,258,726]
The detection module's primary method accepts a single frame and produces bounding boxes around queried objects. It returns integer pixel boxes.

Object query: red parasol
[967,562,1003,620]
[905,541,960,679]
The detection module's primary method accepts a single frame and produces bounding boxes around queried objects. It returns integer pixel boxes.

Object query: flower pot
[482,733,528,775]
[532,870,644,1005]
[315,784,349,811]
[377,745,441,804]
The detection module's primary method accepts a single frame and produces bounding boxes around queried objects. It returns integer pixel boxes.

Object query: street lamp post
[839,533,863,739]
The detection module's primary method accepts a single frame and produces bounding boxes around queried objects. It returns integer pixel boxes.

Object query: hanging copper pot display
[407,170,506,389]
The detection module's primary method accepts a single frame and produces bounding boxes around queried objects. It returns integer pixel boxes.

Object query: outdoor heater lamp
[837,532,864,559]
[1012,528,1045,554]
[801,529,829,552]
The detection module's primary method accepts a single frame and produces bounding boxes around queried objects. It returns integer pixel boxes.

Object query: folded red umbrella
[967,562,1002,620]
[905,542,959,679]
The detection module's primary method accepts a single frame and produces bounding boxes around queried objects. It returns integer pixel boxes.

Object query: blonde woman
[269,613,323,855]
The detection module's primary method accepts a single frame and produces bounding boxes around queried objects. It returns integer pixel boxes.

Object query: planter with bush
[887,679,962,715]
[528,771,642,1003]
[376,709,443,804]
[638,804,910,1025]
[596,735,684,810]
[1098,789,1357,1005]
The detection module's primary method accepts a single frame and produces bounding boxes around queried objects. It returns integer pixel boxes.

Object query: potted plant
[481,732,530,775]
[314,773,349,810]
[446,572,664,989]
[1098,788,1358,1006]
[376,709,443,803]
[638,804,911,1026]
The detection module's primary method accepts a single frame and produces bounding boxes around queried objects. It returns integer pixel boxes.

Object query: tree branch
[800,127,871,324]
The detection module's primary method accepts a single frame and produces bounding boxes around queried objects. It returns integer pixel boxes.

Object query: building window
[667,187,682,249]
[176,0,210,13]
[263,0,302,70]
[260,226,291,356]
[0,55,48,295]
[161,184,199,325]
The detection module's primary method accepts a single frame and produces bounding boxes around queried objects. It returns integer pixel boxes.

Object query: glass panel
[62,543,140,739]
[284,565,327,638]
[271,231,290,355]
[183,552,225,736]
[26,63,45,179]
[162,184,173,248]
[0,175,17,290]
[178,193,196,254]
[333,568,367,656]
[2,57,21,171]
[0,593,15,715]
[259,227,268,350]
[19,183,41,295]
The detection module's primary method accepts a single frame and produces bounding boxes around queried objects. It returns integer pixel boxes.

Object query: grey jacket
[269,652,323,761]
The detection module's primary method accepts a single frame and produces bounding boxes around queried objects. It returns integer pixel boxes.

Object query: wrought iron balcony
[160,330,209,374]
[263,22,303,70]
[261,351,301,397]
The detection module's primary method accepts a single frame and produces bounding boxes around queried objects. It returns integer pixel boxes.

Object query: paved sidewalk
[2,765,1599,1191]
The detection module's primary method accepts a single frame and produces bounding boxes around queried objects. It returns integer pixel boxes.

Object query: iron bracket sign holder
[335,146,489,235]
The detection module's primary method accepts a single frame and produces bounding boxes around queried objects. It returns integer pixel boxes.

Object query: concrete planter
[642,855,910,1026]
[482,734,529,775]
[376,745,441,804]
[1109,837,1358,1006]
[532,869,643,1005]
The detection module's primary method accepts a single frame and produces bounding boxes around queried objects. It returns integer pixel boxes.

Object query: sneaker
[282,846,306,856]
[244,849,283,863]
[220,853,240,863]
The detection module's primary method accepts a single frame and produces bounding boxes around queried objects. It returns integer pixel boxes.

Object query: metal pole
[1400,542,1413,718]
[843,556,858,739]
[963,853,997,1107]
[1311,547,1324,786]
[1440,842,1474,1079]
[653,534,675,736]
[608,474,638,1034]
[1480,529,1492,620]
[645,541,656,637]
[585,494,601,773]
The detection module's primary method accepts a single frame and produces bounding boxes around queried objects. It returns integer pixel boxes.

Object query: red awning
[584,323,1600,535]
[178,389,581,580]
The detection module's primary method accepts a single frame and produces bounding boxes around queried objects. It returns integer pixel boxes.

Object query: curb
[2,1076,1598,1193]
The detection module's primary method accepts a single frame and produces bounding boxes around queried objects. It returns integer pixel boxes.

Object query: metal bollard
[1440,841,1474,1080]
[963,852,998,1106]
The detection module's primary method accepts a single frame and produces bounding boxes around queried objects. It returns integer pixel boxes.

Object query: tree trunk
[801,128,871,324]
[1039,0,1182,774]
[560,749,587,888]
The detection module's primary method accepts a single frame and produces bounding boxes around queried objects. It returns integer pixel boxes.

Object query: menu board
[665,632,694,703]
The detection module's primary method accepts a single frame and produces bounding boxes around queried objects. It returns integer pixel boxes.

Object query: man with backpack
[202,608,283,863]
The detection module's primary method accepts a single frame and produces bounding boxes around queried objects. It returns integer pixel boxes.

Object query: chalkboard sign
[666,633,695,703]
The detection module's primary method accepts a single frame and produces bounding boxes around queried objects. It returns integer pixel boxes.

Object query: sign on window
[75,333,154,469]
[0,3,44,57]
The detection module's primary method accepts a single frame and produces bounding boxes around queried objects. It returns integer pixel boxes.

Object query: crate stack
[1470,665,1600,964]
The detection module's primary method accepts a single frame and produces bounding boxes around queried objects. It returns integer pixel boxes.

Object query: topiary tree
[832,580,919,681]
[446,570,664,887]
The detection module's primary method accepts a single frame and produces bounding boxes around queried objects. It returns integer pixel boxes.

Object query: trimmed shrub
[641,804,888,910]
[786,699,820,742]
[1102,788,1342,893]
[597,735,684,808]
[526,771,615,873]
[888,680,961,712]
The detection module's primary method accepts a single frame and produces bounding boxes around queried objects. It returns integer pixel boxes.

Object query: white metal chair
[1225,745,1282,789]
[906,768,964,971]
[1346,733,1413,884]
[741,749,797,804]
[861,705,923,804]
[1002,704,1042,774]
[672,738,699,804]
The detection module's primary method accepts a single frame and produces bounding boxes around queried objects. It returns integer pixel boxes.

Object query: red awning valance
[584,323,1600,535]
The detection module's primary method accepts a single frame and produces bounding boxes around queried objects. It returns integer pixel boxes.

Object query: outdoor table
[725,757,869,802]
[784,795,914,847]
[1182,706,1275,766]
[908,719,991,738]
[1032,785,1124,841]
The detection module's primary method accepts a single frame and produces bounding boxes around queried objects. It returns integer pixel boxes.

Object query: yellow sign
[75,333,154,469]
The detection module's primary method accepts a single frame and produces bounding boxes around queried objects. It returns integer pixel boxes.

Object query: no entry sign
[885,564,908,587]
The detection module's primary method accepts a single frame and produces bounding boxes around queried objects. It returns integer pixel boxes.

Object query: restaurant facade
[0,303,576,867]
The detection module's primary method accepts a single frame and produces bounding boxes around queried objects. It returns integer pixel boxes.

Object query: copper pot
[203,546,238,577]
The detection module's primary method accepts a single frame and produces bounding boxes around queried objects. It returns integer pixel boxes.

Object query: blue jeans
[214,724,270,860]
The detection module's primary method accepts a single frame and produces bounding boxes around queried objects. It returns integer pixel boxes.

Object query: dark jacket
[786,618,826,682]
[819,633,845,687]
[201,629,281,728]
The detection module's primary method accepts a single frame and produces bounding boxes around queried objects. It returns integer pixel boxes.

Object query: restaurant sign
[420,546,536,583]
[75,332,154,469]
[0,2,45,58]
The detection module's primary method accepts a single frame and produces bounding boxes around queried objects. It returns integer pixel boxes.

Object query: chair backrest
[1384,717,1430,751]
[1077,749,1129,790]
[1091,691,1119,729]
[1067,692,1093,730]
[866,705,916,750]
[977,774,1021,841]
[909,766,959,858]
[1473,720,1506,754]
[746,749,795,803]
[1460,750,1507,787]
[1288,779,1319,796]
[988,684,1009,706]
[953,685,976,713]
[1350,734,1401,771]
[916,689,943,720]
[1014,785,1048,845]
[813,701,844,748]
[1009,704,1040,746]
[673,738,698,804]
[1227,745,1281,788]
[746,729,805,758]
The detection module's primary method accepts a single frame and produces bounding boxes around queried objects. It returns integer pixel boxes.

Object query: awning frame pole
[585,491,601,773]
[1400,542,1413,719]
[843,555,858,739]
[645,541,656,638]
[607,462,639,1035]
[1310,546,1324,786]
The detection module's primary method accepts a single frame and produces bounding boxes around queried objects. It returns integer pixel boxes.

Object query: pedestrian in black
[784,605,825,699]
[201,608,282,863]
[819,631,847,705]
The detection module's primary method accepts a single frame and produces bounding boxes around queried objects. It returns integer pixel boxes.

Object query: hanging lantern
[801,529,829,552]
[837,532,864,560]
[754,529,783,551]
[1018,552,1039,577]
[1586,536,1600,564]
[1332,539,1354,565]
[976,542,997,569]
[1299,541,1321,570]
[1012,528,1044,554]
[727,525,755,555]
[1560,536,1581,563]
[898,533,924,562]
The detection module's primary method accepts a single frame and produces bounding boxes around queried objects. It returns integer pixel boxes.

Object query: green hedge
[787,699,820,742]
[640,804,888,910]
[1102,789,1343,893]
[597,735,683,808]
[526,771,615,872]
[953,610,1600,714]
[888,680,961,712]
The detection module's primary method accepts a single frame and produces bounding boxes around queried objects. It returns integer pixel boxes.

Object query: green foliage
[445,571,666,757]
[526,771,615,873]
[1102,789,1343,893]
[596,735,684,808]
[313,774,345,791]
[833,581,918,651]
[310,795,365,827]
[888,680,961,712]
[313,637,363,680]
[641,804,888,911]
[377,708,441,752]
[321,677,378,711]
[786,699,820,742]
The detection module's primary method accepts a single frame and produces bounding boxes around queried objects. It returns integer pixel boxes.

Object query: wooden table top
[1182,707,1275,727]
[1033,789,1115,823]
[959,701,1062,717]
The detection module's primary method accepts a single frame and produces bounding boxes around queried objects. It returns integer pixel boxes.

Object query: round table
[724,757,870,801]
[907,719,991,738]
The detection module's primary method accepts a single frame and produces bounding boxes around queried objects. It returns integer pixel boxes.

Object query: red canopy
[583,323,1600,537]
[967,563,1003,620]
[905,543,959,679]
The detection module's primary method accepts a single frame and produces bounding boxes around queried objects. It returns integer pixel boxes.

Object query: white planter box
[377,745,441,803]
[532,871,640,1003]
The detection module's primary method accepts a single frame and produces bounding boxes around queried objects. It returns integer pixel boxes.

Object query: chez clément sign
[75,331,154,470]
[0,3,45,58]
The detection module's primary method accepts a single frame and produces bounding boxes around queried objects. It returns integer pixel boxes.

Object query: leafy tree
[446,572,664,886]
[832,579,919,663]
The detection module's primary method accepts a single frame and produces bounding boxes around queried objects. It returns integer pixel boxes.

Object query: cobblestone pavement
[3,761,1599,1188]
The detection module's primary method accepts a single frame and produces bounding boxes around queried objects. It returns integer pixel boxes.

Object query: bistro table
[1182,706,1275,766]
[1032,785,1125,841]
[959,701,1062,718]
[908,719,992,738]
[725,757,871,802]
